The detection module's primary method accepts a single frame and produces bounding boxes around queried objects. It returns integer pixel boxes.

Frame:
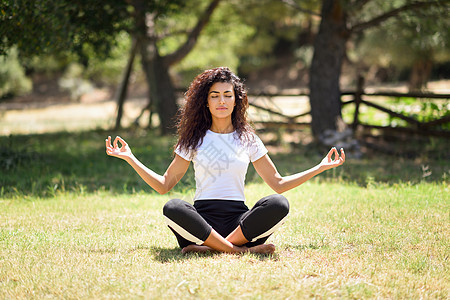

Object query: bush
[0,48,32,98]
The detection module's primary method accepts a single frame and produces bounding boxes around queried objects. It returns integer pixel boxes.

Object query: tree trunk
[115,38,138,130]
[139,40,178,134]
[132,3,178,135]
[309,0,349,139]
[408,59,432,91]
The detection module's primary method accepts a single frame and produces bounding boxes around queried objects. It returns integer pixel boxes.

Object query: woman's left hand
[319,147,345,170]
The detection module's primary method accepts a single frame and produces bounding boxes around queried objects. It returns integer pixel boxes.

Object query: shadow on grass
[150,247,185,262]
[150,246,279,262]
[1,127,448,198]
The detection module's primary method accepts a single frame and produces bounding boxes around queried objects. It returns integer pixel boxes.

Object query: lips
[216,107,227,110]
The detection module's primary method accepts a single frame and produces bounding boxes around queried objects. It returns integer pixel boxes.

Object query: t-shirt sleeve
[174,145,194,161]
[249,134,268,162]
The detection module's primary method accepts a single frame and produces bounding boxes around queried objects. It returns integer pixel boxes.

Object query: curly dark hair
[175,67,254,153]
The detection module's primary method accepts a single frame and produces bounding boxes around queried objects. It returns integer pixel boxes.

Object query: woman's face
[207,82,236,120]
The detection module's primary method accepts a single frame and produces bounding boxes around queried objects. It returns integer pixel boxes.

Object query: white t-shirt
[175,130,268,201]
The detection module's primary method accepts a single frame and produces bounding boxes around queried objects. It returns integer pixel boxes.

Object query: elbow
[272,184,287,194]
[157,183,174,195]
[272,178,288,194]
[158,188,170,195]
[154,185,169,195]
[274,187,287,194]
[149,179,171,195]
[268,180,284,194]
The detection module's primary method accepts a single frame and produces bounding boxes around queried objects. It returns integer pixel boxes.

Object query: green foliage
[353,0,450,69]
[81,32,133,86]
[0,0,131,60]
[58,63,95,100]
[0,47,31,98]
[0,0,448,107]
[234,0,319,74]
[22,53,76,74]
[342,97,450,130]
[388,98,450,129]
[163,1,256,86]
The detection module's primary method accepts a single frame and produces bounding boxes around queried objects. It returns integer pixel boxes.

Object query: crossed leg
[182,226,276,254]
[163,195,289,255]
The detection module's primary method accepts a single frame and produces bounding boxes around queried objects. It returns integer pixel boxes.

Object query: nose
[218,95,225,104]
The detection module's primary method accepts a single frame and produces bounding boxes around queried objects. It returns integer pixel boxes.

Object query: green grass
[1,128,448,198]
[1,129,449,298]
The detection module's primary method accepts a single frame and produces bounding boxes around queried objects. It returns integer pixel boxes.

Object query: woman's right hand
[105,136,133,160]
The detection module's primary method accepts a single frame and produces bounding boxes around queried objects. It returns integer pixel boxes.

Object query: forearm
[255,148,345,194]
[124,154,170,194]
[276,164,325,193]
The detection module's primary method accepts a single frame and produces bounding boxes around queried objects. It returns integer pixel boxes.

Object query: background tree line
[0,0,449,140]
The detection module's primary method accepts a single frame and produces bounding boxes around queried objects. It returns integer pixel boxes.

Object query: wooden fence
[248,80,450,138]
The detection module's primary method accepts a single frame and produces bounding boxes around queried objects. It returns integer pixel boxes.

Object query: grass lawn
[1,129,449,299]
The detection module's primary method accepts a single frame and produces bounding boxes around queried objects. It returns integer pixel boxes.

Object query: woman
[105,67,345,254]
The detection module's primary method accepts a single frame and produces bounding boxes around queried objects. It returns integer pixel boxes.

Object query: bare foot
[182,243,276,255]
[181,245,214,254]
[247,243,276,254]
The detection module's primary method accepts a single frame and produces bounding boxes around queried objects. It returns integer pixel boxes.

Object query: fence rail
[248,80,450,138]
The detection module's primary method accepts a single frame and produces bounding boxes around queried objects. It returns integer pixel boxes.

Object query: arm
[252,148,345,194]
[105,136,190,195]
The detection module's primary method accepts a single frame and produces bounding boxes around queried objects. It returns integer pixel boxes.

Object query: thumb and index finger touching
[327,147,346,163]
[105,135,128,150]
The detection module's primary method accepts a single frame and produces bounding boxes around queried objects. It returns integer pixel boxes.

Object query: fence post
[352,75,365,131]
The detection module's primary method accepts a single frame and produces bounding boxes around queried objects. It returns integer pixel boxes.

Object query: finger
[113,136,119,149]
[325,150,331,163]
[329,147,338,161]
[326,148,334,161]
[106,136,111,148]
[116,136,128,148]
[332,147,339,161]
[340,148,346,162]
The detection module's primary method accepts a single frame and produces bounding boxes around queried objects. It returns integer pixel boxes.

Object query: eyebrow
[209,90,233,94]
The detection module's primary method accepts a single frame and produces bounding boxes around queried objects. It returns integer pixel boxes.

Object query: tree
[289,0,449,140]
[226,0,319,84]
[130,0,220,134]
[0,0,221,134]
[0,0,130,60]
[355,6,450,90]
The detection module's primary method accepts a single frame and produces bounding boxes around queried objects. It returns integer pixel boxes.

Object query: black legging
[163,194,289,248]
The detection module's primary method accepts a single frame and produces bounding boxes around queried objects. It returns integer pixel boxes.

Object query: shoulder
[246,131,264,146]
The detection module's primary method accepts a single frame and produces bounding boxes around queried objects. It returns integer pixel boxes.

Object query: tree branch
[157,29,190,40]
[163,0,221,66]
[280,0,321,17]
[351,0,448,33]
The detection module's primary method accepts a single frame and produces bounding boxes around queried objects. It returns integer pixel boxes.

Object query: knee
[268,194,289,217]
[163,198,184,219]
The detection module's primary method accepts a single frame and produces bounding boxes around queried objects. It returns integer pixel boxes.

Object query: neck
[210,119,234,134]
